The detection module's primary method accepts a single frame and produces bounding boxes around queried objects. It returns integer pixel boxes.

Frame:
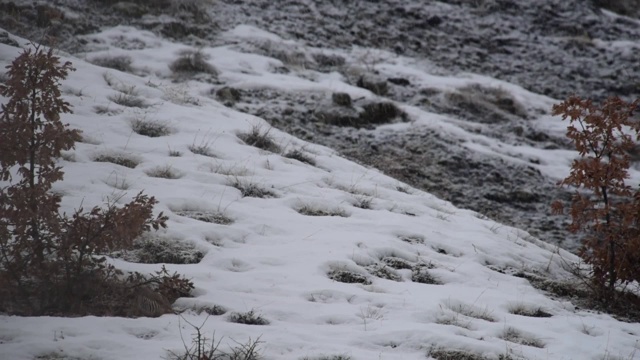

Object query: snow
[1,25,640,360]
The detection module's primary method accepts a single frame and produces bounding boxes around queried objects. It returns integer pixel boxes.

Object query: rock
[388,77,411,86]
[356,76,388,96]
[332,92,352,107]
[113,2,148,18]
[0,31,19,47]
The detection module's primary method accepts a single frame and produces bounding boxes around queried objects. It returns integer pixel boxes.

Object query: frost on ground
[1,8,640,360]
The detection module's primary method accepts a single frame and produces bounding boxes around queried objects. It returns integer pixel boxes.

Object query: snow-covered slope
[1,27,640,360]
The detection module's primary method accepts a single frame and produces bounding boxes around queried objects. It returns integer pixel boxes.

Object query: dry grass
[428,348,488,360]
[507,302,552,318]
[94,104,123,115]
[500,327,545,348]
[443,300,496,322]
[238,125,281,153]
[170,49,218,77]
[296,204,349,217]
[228,310,269,325]
[131,118,172,137]
[89,55,133,72]
[284,148,316,166]
[109,93,149,108]
[93,152,140,168]
[228,177,277,198]
[145,165,183,179]
[174,210,234,225]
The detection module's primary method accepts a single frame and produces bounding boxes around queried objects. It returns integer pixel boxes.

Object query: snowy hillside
[1,23,640,360]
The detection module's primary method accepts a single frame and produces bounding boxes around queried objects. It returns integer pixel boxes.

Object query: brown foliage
[552,96,640,299]
[0,45,189,316]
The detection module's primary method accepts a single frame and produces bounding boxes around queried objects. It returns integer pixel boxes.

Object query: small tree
[552,96,640,301]
[0,45,78,311]
[0,45,188,316]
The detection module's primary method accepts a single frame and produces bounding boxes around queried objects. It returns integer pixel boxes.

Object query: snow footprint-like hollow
[125,327,159,340]
[396,232,425,245]
[216,258,254,272]
[305,289,360,304]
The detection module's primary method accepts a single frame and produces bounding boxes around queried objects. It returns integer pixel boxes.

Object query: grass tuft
[89,55,133,72]
[93,152,140,168]
[188,134,217,157]
[228,177,277,198]
[284,148,316,166]
[428,348,487,360]
[328,270,371,285]
[507,302,552,318]
[301,355,351,360]
[94,104,123,115]
[366,264,401,281]
[169,148,183,157]
[174,210,233,225]
[131,118,172,137]
[296,204,349,217]
[145,165,183,179]
[500,327,545,348]
[444,300,495,322]
[411,265,440,285]
[228,310,269,325]
[109,93,148,108]
[113,234,204,265]
[170,49,218,77]
[238,125,281,153]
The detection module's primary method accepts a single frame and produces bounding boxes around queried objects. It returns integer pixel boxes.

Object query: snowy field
[1,26,640,360]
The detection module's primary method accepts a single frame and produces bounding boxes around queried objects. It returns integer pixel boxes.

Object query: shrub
[0,46,191,316]
[551,96,640,300]
[169,49,218,77]
[168,316,262,360]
